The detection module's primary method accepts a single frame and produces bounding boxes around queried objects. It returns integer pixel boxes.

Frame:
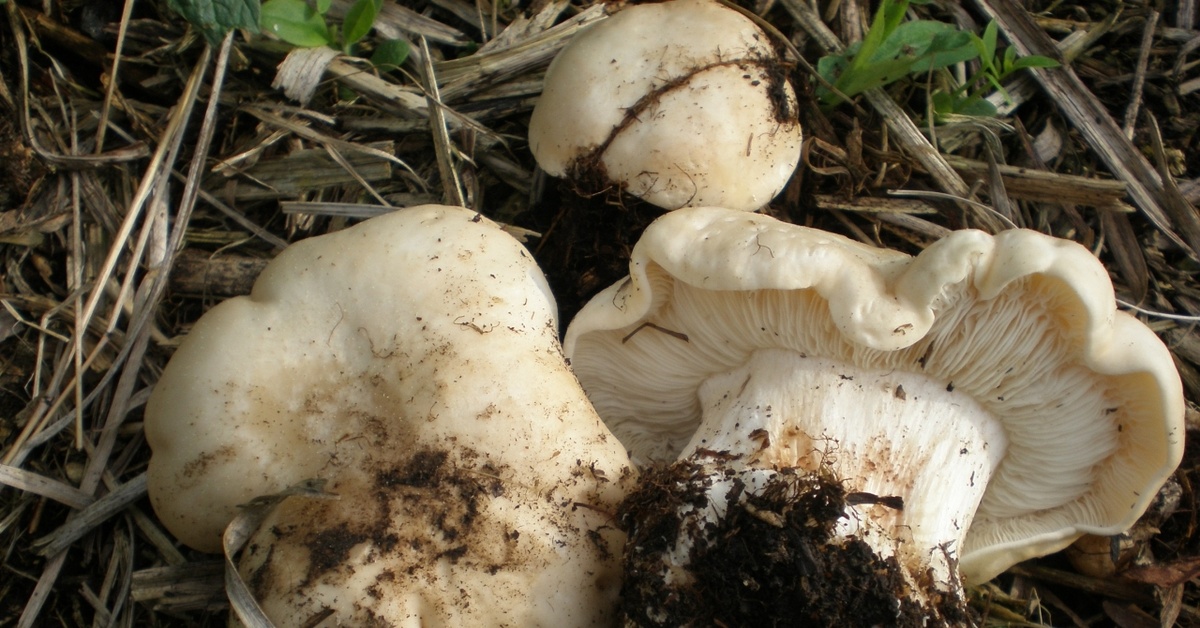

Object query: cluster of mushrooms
[145,1,1185,626]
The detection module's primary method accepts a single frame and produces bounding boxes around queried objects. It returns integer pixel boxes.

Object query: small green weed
[817,0,1058,118]
[261,0,409,66]
[929,20,1060,118]
[164,0,408,67]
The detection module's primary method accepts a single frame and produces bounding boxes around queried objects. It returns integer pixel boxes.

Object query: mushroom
[528,0,802,212]
[145,205,633,626]
[564,207,1184,625]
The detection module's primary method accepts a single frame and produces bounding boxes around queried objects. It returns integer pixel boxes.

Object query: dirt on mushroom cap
[242,444,626,625]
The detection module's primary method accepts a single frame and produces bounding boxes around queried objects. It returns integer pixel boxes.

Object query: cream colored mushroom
[528,0,803,211]
[565,206,1184,624]
[145,205,633,626]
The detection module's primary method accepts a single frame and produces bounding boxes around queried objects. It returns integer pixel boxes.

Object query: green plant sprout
[260,0,409,67]
[816,0,976,106]
[817,0,1058,118]
[929,20,1060,118]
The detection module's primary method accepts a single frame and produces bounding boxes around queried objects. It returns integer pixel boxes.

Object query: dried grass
[1,0,1198,625]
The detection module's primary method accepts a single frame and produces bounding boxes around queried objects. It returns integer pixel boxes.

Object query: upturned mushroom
[145,205,633,626]
[564,207,1185,625]
[528,0,803,212]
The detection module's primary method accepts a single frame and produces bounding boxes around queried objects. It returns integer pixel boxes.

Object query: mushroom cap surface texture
[145,204,632,626]
[564,206,1185,583]
[527,0,802,211]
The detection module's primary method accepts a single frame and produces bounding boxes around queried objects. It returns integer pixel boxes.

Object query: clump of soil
[617,458,973,627]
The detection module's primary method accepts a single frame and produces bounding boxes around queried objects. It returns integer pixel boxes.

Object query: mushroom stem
[621,349,1004,624]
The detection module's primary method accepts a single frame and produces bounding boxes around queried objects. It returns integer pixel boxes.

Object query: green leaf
[342,0,382,48]
[854,0,907,73]
[910,30,978,71]
[931,91,996,120]
[971,35,995,76]
[261,0,331,47]
[981,20,999,62]
[1009,54,1060,71]
[930,90,955,116]
[956,97,997,117]
[833,57,917,98]
[315,0,332,11]
[816,53,849,84]
[871,20,953,62]
[880,0,909,35]
[1003,45,1017,70]
[859,20,976,75]
[370,38,410,68]
[929,29,974,52]
[167,0,261,45]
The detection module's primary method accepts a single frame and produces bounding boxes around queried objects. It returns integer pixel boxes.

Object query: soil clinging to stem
[617,457,975,627]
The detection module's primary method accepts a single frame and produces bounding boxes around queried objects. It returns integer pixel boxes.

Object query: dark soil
[617,458,974,627]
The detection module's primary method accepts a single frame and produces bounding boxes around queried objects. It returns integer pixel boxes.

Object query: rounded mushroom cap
[528,0,802,211]
[565,206,1185,583]
[146,205,632,625]
[147,204,566,552]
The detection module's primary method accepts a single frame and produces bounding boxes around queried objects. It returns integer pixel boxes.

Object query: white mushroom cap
[565,206,1184,583]
[528,0,803,211]
[145,205,632,626]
